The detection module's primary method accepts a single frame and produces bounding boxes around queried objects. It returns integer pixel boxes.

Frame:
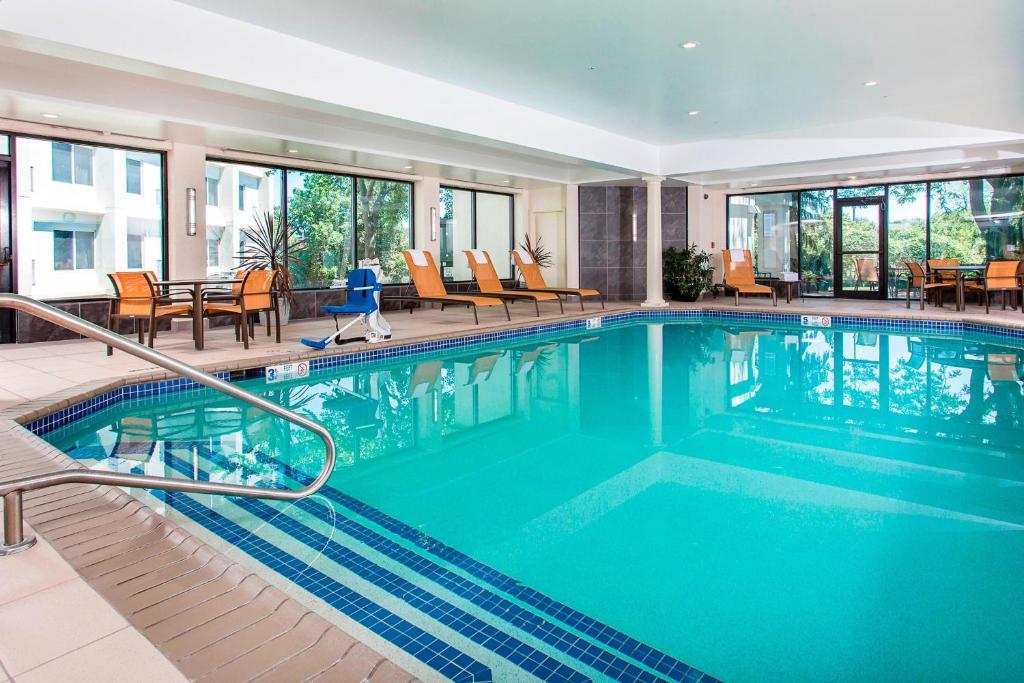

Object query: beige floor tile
[0,532,79,608]
[0,578,127,676]
[17,627,185,683]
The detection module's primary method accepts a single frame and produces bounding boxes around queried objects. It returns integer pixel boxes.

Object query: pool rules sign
[266,361,309,384]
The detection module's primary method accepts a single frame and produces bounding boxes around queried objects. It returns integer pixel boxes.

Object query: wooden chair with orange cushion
[964,260,1022,313]
[202,269,281,349]
[401,250,509,324]
[511,249,603,311]
[853,257,879,291]
[722,249,777,306]
[903,261,954,309]
[463,249,562,317]
[106,271,193,355]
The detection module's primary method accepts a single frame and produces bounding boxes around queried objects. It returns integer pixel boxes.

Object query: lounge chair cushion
[407,249,429,266]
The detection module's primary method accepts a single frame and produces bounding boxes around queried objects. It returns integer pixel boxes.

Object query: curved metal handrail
[0,293,336,555]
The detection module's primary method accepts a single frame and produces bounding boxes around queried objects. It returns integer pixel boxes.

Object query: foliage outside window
[798,190,834,294]
[286,171,352,288]
[355,178,412,283]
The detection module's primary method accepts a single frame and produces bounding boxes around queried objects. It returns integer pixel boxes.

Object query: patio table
[928,264,984,312]
[153,278,242,350]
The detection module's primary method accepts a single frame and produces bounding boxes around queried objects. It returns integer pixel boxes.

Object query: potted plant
[516,234,552,284]
[663,244,714,302]
[235,210,307,324]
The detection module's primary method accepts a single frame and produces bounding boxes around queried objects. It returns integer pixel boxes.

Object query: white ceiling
[182,0,1024,145]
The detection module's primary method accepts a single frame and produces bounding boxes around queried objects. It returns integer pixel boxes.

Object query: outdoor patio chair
[399,249,509,324]
[202,268,280,349]
[512,249,604,311]
[722,249,777,306]
[464,249,563,317]
[106,271,194,355]
[904,261,954,309]
[963,260,1022,313]
[853,257,879,290]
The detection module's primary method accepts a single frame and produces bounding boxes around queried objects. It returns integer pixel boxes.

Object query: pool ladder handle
[0,293,338,557]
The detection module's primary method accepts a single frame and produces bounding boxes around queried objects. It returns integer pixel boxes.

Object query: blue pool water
[45,320,1024,681]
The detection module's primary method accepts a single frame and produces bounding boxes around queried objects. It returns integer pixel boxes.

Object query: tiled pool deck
[3,296,1024,681]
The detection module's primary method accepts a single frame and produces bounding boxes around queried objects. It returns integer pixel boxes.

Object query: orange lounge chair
[401,250,509,324]
[464,249,563,317]
[722,249,777,306]
[511,249,603,311]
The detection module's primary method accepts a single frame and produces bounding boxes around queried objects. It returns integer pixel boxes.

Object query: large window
[726,192,798,276]
[928,178,1024,262]
[439,187,513,281]
[206,161,413,285]
[355,178,412,283]
[16,137,165,298]
[886,183,927,296]
[204,162,282,277]
[729,173,1024,299]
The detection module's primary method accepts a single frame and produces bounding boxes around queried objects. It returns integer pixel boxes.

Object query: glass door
[834,197,886,299]
[0,157,12,342]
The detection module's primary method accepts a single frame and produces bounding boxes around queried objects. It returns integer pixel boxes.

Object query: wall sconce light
[430,206,438,241]
[185,187,197,236]
[632,211,638,242]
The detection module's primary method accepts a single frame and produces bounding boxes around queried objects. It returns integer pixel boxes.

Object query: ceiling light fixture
[680,41,700,49]
[41,113,59,119]
[847,176,858,180]
[688,110,700,116]
[961,165,971,169]
[863,80,878,87]
[287,148,298,153]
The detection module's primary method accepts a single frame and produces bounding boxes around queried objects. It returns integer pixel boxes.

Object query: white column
[642,175,668,308]
[647,323,664,446]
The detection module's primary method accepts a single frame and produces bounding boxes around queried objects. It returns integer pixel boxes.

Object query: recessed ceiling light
[403,165,413,170]
[863,80,878,87]
[961,165,971,169]
[287,148,299,153]
[680,41,700,49]
[503,180,511,184]
[688,110,700,116]
[847,176,858,180]
[41,113,59,119]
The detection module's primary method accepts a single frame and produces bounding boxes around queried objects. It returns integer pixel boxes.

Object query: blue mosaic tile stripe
[266,453,707,683]
[160,451,593,683]
[146,484,492,683]
[176,442,685,683]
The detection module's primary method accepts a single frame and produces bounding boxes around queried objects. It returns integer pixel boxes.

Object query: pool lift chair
[301,260,392,350]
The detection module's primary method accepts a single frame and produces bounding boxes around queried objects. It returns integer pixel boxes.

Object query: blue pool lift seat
[301,268,389,349]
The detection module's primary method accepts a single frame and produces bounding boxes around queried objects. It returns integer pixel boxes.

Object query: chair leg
[557,297,564,314]
[137,320,145,344]
[147,315,157,348]
[985,290,990,314]
[273,300,281,344]
[533,299,540,317]
[234,320,240,341]
[579,296,585,312]
[599,295,605,310]
[472,305,479,325]
[502,301,511,321]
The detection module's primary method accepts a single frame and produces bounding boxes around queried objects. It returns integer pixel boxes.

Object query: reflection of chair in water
[407,360,443,398]
[455,352,504,386]
[987,353,1021,382]
[110,416,158,462]
[853,258,879,291]
[855,332,879,348]
[906,338,926,370]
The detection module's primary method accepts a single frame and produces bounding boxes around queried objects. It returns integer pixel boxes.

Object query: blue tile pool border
[23,308,1024,437]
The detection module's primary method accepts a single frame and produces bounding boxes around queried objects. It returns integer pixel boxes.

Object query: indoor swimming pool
[43,317,1024,682]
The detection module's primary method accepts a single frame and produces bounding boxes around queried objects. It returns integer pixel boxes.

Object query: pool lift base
[301,261,391,350]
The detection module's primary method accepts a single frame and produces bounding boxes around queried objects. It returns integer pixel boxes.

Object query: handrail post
[1,491,36,556]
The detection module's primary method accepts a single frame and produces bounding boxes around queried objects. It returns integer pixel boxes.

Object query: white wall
[527,185,568,287]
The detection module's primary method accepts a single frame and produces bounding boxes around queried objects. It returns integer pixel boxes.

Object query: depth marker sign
[266,361,309,384]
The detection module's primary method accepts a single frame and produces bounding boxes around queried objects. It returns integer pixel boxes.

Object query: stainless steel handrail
[0,293,337,556]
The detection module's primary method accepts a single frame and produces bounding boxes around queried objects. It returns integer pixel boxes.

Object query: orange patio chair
[964,260,1022,313]
[202,269,281,349]
[722,249,777,306]
[464,249,563,317]
[106,271,193,355]
[511,248,603,311]
[401,250,509,324]
[904,261,954,309]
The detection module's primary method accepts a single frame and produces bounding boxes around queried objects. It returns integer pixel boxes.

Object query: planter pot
[277,300,290,326]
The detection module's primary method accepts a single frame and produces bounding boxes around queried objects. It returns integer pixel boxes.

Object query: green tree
[355,178,411,283]
[286,173,352,287]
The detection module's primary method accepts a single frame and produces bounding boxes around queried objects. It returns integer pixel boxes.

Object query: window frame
[207,156,416,288]
[52,229,96,271]
[725,172,1024,300]
[439,184,515,282]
